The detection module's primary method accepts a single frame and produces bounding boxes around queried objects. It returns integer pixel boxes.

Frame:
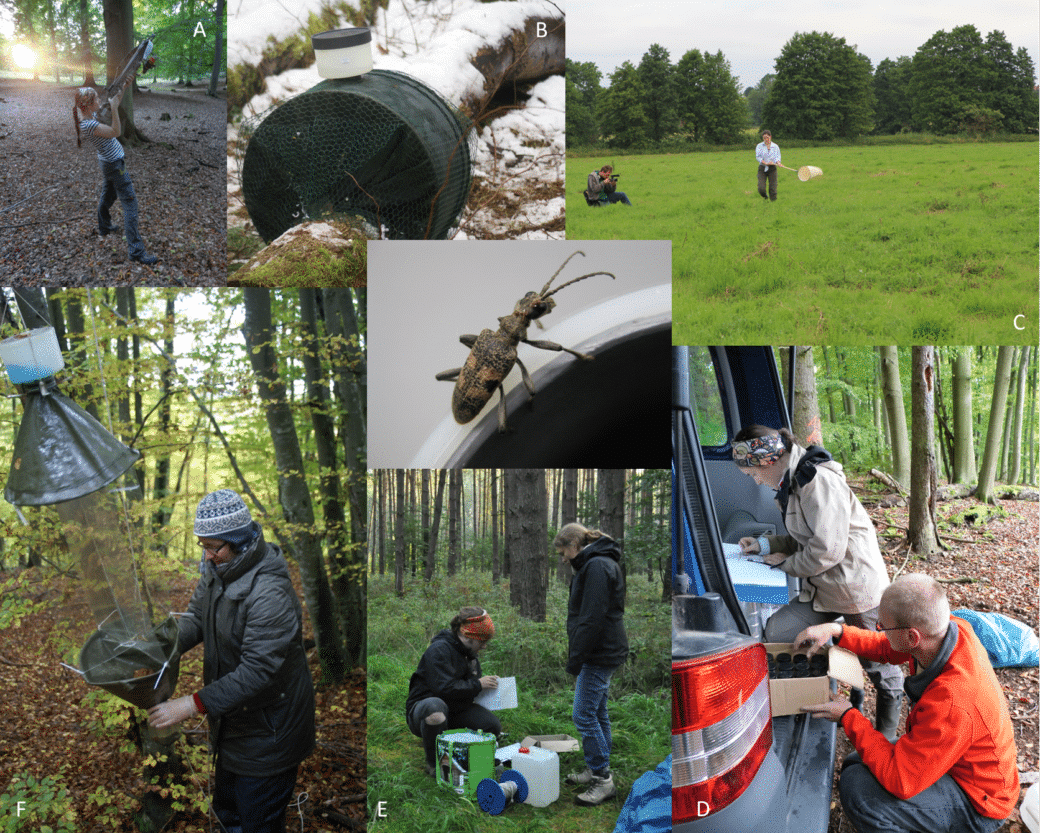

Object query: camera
[609,174,620,180]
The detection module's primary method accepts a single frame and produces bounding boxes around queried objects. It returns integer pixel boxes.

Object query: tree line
[0,0,226,96]
[0,287,366,681]
[567,24,1038,149]
[369,469,671,617]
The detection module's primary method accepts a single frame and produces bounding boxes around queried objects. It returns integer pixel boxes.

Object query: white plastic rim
[411,284,671,467]
[798,165,823,181]
[312,27,373,79]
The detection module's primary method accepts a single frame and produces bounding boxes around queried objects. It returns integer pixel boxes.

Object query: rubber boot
[875,690,903,742]
[421,719,444,776]
[849,686,865,712]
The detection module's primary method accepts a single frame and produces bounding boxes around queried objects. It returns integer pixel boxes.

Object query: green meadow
[567,143,1038,344]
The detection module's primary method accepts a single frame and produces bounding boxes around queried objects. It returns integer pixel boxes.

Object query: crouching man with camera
[586,165,632,205]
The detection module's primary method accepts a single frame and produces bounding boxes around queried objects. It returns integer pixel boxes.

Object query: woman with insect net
[73,83,158,264]
[405,607,502,776]
[755,131,781,201]
[731,425,904,741]
[147,490,315,833]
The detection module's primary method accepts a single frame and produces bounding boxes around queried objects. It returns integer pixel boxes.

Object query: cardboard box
[519,734,580,753]
[763,642,865,717]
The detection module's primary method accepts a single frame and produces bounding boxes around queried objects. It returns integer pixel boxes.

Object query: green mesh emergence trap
[241,70,473,242]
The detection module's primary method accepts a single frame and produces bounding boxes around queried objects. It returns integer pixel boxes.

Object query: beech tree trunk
[908,347,941,555]
[879,346,911,488]
[242,288,346,682]
[977,346,1015,504]
[950,348,977,484]
[792,346,823,447]
[1008,346,1030,485]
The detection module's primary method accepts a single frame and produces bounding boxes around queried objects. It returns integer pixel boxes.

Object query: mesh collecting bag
[79,615,181,709]
[241,69,472,242]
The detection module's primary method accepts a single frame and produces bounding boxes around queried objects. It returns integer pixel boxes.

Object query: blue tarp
[612,755,671,833]
[954,609,1040,668]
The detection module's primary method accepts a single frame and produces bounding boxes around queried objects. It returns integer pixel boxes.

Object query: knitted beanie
[194,490,254,548]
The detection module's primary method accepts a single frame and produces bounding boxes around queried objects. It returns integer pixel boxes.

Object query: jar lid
[311,27,372,50]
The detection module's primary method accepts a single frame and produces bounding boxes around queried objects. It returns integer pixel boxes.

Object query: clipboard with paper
[474,676,518,710]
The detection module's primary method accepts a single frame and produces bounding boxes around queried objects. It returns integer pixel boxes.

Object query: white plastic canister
[0,326,64,384]
[510,746,559,807]
[311,28,373,80]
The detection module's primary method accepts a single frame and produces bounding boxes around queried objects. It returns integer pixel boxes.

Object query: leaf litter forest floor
[827,480,1039,833]
[0,79,227,286]
[0,561,365,832]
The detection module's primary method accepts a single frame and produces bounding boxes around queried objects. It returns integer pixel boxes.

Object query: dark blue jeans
[840,753,1007,833]
[98,158,146,258]
[572,663,615,773]
[212,758,299,833]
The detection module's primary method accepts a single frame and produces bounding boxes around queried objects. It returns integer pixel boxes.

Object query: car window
[688,347,728,447]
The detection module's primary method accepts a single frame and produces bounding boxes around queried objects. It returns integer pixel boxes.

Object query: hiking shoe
[565,766,594,786]
[131,252,158,265]
[575,773,616,806]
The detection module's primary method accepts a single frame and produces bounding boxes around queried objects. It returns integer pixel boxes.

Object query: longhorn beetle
[435,251,615,433]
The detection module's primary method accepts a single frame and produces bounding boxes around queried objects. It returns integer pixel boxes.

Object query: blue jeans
[98,158,146,258]
[212,758,299,833]
[840,753,1006,833]
[572,663,615,773]
[604,191,632,205]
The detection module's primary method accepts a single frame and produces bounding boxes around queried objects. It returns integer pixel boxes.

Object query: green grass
[568,143,1038,344]
[366,571,670,832]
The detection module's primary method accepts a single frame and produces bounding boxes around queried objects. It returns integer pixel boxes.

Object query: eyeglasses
[198,540,229,555]
[876,622,911,632]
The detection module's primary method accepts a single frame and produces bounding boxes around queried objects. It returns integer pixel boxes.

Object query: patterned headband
[459,610,495,641]
[732,433,786,467]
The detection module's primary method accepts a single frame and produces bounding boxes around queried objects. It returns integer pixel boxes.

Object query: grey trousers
[764,599,903,695]
[840,752,1006,833]
[757,164,778,200]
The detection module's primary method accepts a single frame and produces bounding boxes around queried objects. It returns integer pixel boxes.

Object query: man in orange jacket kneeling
[796,573,1018,833]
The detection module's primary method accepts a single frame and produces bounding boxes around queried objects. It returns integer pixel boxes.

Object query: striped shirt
[79,118,124,163]
[755,141,781,166]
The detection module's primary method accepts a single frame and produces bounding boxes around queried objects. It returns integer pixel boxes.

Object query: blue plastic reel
[476,769,529,815]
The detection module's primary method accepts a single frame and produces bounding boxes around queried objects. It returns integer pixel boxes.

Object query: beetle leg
[435,368,461,382]
[496,385,508,433]
[515,355,537,398]
[459,334,479,347]
[521,338,594,361]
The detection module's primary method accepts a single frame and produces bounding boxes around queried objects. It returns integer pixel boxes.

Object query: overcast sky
[567,0,1039,91]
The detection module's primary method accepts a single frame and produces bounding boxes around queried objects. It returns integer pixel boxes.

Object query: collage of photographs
[0,0,1037,831]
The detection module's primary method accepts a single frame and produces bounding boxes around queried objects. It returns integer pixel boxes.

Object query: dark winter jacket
[177,527,316,777]
[566,536,629,675]
[405,629,483,719]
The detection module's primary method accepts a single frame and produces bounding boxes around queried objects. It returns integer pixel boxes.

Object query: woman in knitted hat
[405,606,501,776]
[731,425,902,740]
[147,489,315,833]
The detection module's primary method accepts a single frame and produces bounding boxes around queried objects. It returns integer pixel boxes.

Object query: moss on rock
[228,220,367,288]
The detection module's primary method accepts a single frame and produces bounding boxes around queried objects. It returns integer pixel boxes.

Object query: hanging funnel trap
[4,379,141,507]
[241,27,472,242]
[0,326,64,384]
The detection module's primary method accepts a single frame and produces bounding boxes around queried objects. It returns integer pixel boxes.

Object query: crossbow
[97,35,157,124]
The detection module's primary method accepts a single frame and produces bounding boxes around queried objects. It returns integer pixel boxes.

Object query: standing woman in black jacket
[554,523,629,807]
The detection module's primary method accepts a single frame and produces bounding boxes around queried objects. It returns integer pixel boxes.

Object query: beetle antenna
[543,270,615,299]
[539,251,587,293]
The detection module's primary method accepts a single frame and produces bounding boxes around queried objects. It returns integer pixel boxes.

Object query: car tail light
[672,642,773,823]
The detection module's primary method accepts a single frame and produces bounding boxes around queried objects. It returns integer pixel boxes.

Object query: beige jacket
[764,444,889,614]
